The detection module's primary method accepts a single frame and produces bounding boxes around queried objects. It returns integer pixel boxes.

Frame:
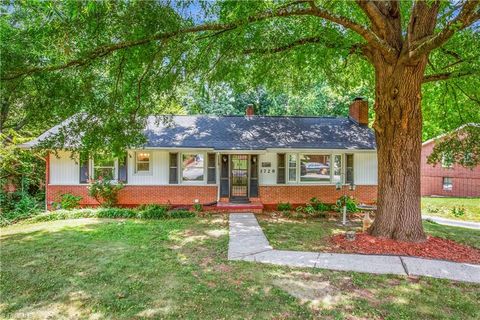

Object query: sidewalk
[228,213,480,284]
[422,215,480,230]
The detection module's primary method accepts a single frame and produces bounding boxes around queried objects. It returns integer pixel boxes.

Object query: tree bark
[368,53,427,242]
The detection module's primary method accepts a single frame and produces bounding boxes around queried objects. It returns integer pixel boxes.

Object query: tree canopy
[2,0,478,152]
[2,0,479,241]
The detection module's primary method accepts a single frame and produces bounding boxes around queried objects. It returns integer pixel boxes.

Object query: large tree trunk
[368,55,427,242]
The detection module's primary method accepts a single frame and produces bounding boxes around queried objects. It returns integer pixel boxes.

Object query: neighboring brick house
[421,125,480,197]
[23,98,378,211]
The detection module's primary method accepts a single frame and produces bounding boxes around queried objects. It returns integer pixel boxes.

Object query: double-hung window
[332,154,342,183]
[441,152,454,168]
[288,154,297,182]
[135,152,151,173]
[181,153,205,182]
[93,154,116,180]
[443,177,453,191]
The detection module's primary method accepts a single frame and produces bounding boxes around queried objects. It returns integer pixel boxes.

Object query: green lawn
[422,197,480,222]
[258,216,480,251]
[1,217,479,319]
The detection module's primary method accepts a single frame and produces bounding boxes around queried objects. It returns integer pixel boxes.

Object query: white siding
[127,150,169,185]
[354,152,378,185]
[258,152,277,185]
[50,151,79,185]
[48,149,378,186]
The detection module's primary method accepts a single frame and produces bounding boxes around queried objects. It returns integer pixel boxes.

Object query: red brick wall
[259,185,377,206]
[421,141,480,197]
[46,185,218,209]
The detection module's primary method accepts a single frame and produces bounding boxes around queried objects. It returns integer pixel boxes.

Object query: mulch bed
[329,233,480,264]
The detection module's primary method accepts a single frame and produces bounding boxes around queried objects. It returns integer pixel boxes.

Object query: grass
[258,216,480,251]
[1,217,479,319]
[422,197,480,222]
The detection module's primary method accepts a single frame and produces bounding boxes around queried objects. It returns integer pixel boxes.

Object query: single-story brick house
[421,124,480,197]
[24,98,378,212]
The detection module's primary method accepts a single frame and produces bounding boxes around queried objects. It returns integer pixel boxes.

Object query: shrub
[26,209,99,223]
[277,202,292,212]
[97,208,137,219]
[168,209,195,219]
[451,206,466,217]
[335,195,358,213]
[53,193,82,210]
[193,203,203,212]
[138,204,169,219]
[303,203,316,215]
[87,179,124,207]
[309,197,331,212]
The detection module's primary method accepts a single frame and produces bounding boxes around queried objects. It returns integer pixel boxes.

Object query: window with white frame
[300,154,331,182]
[93,154,116,180]
[288,154,297,182]
[441,152,454,168]
[333,154,342,183]
[443,177,453,191]
[285,153,348,184]
[181,153,205,182]
[135,151,151,173]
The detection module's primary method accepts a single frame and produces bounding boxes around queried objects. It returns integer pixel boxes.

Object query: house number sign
[260,168,275,174]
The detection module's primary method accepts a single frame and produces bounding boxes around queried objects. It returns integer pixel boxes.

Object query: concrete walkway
[422,215,480,230]
[228,213,480,284]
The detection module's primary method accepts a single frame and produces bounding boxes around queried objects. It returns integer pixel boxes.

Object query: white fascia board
[266,148,377,153]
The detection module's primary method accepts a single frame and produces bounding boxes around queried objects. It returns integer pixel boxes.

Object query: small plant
[426,205,440,213]
[303,203,316,215]
[87,179,124,207]
[53,193,82,210]
[335,195,358,213]
[309,197,331,212]
[193,203,203,212]
[451,206,466,218]
[168,209,195,219]
[138,204,169,219]
[277,202,292,212]
[97,208,137,218]
[281,210,293,219]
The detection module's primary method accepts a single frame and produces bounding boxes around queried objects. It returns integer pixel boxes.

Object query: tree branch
[2,2,314,81]
[308,1,397,58]
[355,0,390,35]
[3,1,398,80]
[422,69,479,83]
[409,0,480,59]
[244,36,331,54]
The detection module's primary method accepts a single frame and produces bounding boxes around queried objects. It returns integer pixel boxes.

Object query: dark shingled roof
[23,115,376,150]
[144,115,376,150]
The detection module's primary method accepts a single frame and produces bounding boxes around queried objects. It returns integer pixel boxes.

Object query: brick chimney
[349,97,368,125]
[245,104,255,117]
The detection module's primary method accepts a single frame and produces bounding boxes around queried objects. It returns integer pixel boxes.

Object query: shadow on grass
[1,217,479,320]
[0,219,226,319]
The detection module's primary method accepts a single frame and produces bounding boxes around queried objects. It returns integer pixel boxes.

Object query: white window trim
[180,152,207,185]
[90,157,118,181]
[442,177,453,191]
[134,151,153,175]
[441,153,453,168]
[285,152,345,185]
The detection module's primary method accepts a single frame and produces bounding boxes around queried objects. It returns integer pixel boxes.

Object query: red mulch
[329,233,480,264]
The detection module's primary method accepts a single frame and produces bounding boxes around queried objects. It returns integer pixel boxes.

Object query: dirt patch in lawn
[273,272,382,311]
[329,233,480,264]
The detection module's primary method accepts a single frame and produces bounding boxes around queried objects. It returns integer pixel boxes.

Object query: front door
[230,154,249,202]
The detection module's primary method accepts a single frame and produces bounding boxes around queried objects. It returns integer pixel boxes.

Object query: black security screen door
[230,155,249,201]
